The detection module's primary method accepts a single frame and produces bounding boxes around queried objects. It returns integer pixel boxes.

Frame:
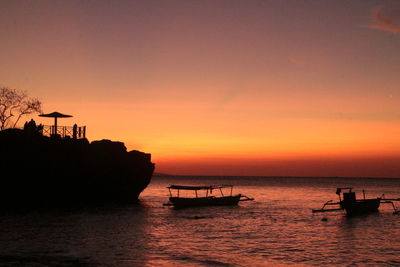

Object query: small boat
[338,188,381,216]
[313,188,400,216]
[164,185,254,208]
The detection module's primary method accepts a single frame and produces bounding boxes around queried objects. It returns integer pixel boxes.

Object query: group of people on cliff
[23,119,84,139]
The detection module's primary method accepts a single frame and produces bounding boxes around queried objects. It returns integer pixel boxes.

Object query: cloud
[369,6,400,34]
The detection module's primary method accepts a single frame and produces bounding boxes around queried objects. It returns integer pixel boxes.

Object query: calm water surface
[1,176,400,266]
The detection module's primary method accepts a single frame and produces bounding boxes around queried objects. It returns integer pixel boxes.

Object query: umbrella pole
[54,117,58,135]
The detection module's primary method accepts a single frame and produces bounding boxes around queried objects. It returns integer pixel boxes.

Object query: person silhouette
[37,124,43,135]
[73,124,78,139]
[24,119,37,133]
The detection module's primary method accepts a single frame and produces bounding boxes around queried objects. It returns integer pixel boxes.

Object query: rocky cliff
[0,128,155,209]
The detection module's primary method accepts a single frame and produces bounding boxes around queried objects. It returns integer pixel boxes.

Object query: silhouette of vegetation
[0,125,155,209]
[0,87,42,130]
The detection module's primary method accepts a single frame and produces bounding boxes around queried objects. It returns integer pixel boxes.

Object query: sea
[1,176,400,267]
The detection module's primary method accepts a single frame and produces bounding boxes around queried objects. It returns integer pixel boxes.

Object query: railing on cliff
[42,125,86,139]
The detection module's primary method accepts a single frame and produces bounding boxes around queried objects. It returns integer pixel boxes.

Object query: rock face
[0,128,155,209]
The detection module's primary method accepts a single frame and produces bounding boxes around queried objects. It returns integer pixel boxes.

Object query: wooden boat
[339,188,380,216]
[164,185,254,208]
[313,188,400,216]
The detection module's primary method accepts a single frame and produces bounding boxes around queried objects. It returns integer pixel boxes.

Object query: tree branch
[0,87,42,130]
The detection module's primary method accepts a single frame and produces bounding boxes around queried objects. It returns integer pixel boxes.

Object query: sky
[1,0,399,177]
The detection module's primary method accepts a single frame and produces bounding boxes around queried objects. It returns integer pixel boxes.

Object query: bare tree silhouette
[0,87,42,130]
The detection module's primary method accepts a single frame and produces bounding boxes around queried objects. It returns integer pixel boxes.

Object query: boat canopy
[167,185,233,190]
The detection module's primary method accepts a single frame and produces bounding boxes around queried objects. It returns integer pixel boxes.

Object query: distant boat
[338,188,380,216]
[313,188,400,216]
[164,185,254,208]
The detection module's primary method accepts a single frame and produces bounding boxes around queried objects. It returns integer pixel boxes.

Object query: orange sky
[1,1,400,177]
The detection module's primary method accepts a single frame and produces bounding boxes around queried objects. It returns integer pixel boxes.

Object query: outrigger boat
[164,185,254,208]
[313,187,400,216]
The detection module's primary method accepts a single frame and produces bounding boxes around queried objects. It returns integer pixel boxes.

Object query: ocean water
[1,176,400,266]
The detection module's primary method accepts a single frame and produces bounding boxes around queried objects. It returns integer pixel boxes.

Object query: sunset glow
[1,1,399,177]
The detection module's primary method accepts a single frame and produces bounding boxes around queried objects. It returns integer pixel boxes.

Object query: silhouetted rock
[0,128,155,209]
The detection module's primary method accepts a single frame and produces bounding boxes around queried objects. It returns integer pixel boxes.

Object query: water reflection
[1,176,400,266]
[0,205,152,266]
[141,176,400,266]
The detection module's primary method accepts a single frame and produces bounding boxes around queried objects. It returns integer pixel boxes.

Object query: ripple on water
[1,176,400,266]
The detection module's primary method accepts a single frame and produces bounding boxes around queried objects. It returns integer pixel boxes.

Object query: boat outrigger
[164,185,254,208]
[313,188,400,216]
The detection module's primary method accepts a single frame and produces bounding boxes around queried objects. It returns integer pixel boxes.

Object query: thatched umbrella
[39,111,72,135]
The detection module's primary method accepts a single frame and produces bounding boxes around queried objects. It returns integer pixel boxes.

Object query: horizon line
[153,173,400,179]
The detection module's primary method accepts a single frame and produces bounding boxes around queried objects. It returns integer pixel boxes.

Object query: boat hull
[169,195,241,208]
[341,198,381,216]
